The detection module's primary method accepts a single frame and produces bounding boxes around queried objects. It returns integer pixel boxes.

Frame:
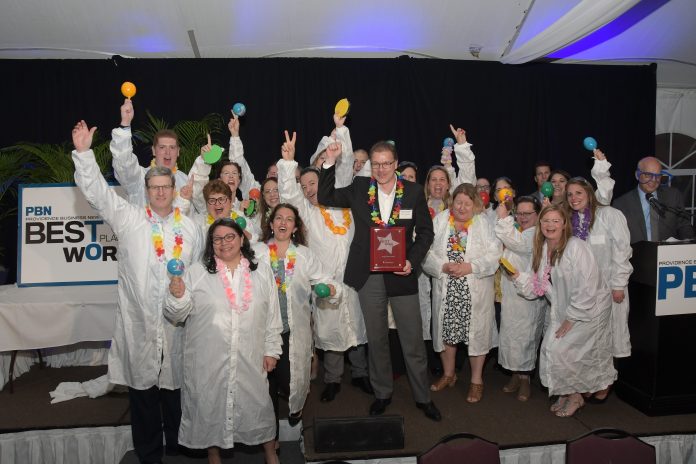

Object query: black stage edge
[616,240,696,416]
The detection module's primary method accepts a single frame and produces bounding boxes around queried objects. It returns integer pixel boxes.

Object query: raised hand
[200,133,212,156]
[228,113,240,137]
[333,113,346,128]
[169,276,185,298]
[179,176,194,201]
[593,149,606,161]
[449,124,467,144]
[440,146,453,165]
[72,120,97,153]
[325,138,342,162]
[120,98,134,127]
[280,130,297,161]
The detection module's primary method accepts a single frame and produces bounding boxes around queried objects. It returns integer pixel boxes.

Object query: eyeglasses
[636,169,669,183]
[515,211,536,218]
[371,160,395,170]
[147,185,174,192]
[207,196,229,206]
[220,171,240,179]
[263,187,279,195]
[541,218,562,225]
[212,233,238,245]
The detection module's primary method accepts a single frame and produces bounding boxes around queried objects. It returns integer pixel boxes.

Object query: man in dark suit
[613,156,694,243]
[318,140,441,421]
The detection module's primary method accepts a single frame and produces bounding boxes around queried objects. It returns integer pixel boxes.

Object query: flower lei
[368,172,404,227]
[428,199,446,219]
[532,259,552,296]
[571,207,591,241]
[448,213,473,252]
[268,241,296,293]
[146,207,183,263]
[215,257,252,314]
[207,210,240,225]
[150,158,178,174]
[319,207,351,235]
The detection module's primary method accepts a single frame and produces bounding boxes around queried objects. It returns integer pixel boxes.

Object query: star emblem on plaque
[370,227,406,272]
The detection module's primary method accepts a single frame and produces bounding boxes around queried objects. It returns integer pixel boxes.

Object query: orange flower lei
[319,207,351,235]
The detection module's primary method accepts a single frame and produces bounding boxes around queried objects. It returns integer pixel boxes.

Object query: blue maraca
[167,258,185,276]
[583,136,597,151]
[232,102,246,117]
[315,283,330,298]
[443,137,455,148]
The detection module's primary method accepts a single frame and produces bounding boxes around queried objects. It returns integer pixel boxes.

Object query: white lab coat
[515,237,617,396]
[256,243,338,414]
[227,136,262,196]
[422,210,501,355]
[309,126,354,188]
[277,159,367,351]
[72,149,204,390]
[591,158,615,206]
[110,127,208,212]
[494,216,546,371]
[448,142,477,189]
[164,260,282,449]
[583,206,633,357]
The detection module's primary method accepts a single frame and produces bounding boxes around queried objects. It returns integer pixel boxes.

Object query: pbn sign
[655,244,696,316]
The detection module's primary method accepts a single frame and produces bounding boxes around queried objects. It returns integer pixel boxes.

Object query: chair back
[418,432,500,464]
[566,428,656,464]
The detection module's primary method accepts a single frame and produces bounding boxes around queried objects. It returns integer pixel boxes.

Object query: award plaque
[370,226,406,272]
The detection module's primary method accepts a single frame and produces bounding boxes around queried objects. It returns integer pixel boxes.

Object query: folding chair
[566,428,656,464]
[418,432,500,464]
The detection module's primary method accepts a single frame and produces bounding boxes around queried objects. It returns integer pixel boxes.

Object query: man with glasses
[318,140,441,421]
[613,156,694,243]
[71,120,204,464]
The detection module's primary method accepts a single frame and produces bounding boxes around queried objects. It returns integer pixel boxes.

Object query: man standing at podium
[613,156,694,244]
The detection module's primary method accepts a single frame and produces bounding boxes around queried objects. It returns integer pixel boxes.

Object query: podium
[615,240,696,416]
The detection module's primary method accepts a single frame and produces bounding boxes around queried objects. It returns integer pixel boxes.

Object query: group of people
[70,98,694,464]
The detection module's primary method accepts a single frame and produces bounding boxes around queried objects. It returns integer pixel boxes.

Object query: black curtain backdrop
[0,58,656,281]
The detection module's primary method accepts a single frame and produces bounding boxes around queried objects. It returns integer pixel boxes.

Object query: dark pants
[128,386,181,464]
[268,331,291,440]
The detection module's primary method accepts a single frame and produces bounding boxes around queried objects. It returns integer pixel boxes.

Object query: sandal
[555,396,584,417]
[466,383,484,403]
[586,386,611,404]
[430,374,457,392]
[502,374,520,393]
[517,376,531,401]
[550,395,567,412]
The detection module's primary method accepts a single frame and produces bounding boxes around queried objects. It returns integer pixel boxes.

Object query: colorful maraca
[232,103,246,117]
[479,190,490,208]
[121,81,137,99]
[583,136,597,151]
[245,188,261,217]
[443,137,455,148]
[167,258,185,276]
[203,144,224,165]
[540,181,554,198]
[497,188,513,203]
[315,283,331,298]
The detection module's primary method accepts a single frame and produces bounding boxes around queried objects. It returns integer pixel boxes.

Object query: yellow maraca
[121,82,137,99]
[497,187,513,204]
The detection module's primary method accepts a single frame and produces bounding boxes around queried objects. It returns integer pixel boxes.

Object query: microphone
[646,192,665,217]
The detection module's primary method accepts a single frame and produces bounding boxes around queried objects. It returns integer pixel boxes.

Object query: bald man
[613,156,694,243]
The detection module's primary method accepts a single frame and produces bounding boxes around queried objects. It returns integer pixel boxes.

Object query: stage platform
[1,362,695,463]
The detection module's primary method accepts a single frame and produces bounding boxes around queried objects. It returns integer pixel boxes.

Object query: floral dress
[442,238,472,345]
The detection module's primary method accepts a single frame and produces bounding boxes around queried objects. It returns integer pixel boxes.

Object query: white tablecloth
[0,284,117,352]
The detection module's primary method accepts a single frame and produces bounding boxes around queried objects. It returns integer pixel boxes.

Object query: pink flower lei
[215,257,253,314]
[532,260,552,296]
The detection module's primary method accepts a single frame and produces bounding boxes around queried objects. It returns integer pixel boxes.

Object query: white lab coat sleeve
[445,162,457,194]
[261,264,284,359]
[592,158,615,205]
[335,126,355,188]
[605,207,633,289]
[495,216,534,255]
[453,142,476,187]
[565,241,600,322]
[229,136,261,196]
[110,127,145,205]
[302,246,342,302]
[277,159,313,221]
[188,155,211,214]
[513,270,540,301]
[469,217,502,277]
[72,149,139,235]
[164,286,193,324]
[422,212,448,279]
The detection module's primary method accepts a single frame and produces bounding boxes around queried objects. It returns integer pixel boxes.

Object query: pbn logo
[25,206,52,216]
[25,220,117,262]
[657,265,696,300]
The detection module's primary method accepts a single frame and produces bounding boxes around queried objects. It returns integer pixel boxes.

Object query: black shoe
[288,410,302,426]
[351,376,374,394]
[416,401,442,422]
[320,382,341,402]
[369,397,392,415]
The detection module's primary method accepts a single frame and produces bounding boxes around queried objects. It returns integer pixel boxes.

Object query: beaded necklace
[448,213,473,252]
[146,207,183,266]
[268,241,296,293]
[571,208,591,241]
[319,207,351,235]
[215,257,252,314]
[368,173,404,227]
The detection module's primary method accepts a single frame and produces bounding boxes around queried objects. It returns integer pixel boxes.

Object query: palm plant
[134,111,225,173]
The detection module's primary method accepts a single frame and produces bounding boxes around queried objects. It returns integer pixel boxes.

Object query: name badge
[399,209,413,219]
[590,234,605,245]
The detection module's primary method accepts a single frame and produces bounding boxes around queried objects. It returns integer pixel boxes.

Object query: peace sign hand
[281,130,297,161]
[449,124,467,144]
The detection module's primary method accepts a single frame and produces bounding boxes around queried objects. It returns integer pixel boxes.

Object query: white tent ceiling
[1,0,694,87]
